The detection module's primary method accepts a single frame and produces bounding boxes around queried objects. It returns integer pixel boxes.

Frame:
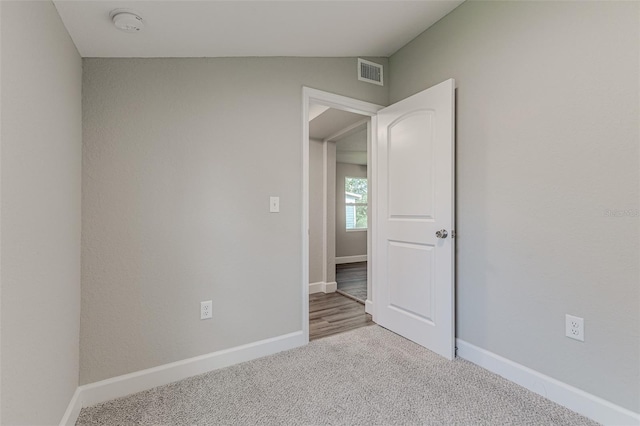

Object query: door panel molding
[375,79,456,359]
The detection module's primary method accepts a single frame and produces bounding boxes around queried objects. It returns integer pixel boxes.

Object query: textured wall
[336,162,368,258]
[389,1,639,411]
[82,57,388,384]
[1,1,82,424]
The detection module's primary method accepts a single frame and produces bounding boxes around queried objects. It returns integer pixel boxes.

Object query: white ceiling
[309,107,365,141]
[53,1,463,58]
[310,107,368,165]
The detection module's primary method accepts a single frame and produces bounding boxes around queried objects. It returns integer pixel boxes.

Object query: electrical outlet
[200,300,212,320]
[565,314,584,342]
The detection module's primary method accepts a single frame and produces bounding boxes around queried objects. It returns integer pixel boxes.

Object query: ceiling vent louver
[357,58,384,86]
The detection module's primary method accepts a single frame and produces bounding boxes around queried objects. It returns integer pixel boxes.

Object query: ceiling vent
[357,58,383,86]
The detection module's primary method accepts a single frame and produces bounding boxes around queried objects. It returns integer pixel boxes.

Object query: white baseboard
[63,333,637,426]
[59,388,82,426]
[309,281,337,294]
[324,281,337,293]
[456,339,640,426]
[365,299,374,316]
[60,331,305,425]
[309,282,325,294]
[335,255,367,264]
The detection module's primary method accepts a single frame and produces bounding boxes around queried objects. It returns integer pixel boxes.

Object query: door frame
[301,87,383,343]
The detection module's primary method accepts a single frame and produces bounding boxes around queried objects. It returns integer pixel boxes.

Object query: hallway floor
[309,292,373,341]
[336,261,367,302]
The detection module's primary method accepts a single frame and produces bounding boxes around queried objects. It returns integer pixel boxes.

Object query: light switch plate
[270,196,280,213]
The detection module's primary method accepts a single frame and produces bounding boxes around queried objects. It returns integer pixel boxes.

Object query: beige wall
[336,162,367,258]
[389,1,639,411]
[1,1,82,424]
[309,138,324,284]
[81,57,388,384]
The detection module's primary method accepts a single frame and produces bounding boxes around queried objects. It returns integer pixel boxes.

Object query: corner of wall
[1,1,82,424]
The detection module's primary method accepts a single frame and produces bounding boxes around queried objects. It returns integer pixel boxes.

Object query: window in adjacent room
[345,176,367,230]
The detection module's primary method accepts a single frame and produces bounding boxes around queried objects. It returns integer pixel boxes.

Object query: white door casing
[374,79,455,359]
[302,87,383,342]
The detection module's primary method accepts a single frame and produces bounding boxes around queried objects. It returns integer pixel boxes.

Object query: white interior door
[375,79,455,360]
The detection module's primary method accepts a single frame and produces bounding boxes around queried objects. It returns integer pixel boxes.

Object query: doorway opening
[310,110,369,340]
[301,88,383,342]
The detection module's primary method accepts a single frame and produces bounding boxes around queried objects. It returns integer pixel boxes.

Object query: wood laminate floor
[309,292,374,341]
[336,261,367,302]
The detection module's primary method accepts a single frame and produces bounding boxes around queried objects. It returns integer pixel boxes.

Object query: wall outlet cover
[201,300,213,320]
[565,314,584,342]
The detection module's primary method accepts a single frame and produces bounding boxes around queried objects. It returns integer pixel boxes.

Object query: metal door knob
[435,229,448,239]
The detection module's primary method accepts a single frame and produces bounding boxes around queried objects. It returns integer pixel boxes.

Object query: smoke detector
[110,9,145,33]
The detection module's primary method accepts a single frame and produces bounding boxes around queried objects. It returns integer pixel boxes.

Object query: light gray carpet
[76,326,598,425]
